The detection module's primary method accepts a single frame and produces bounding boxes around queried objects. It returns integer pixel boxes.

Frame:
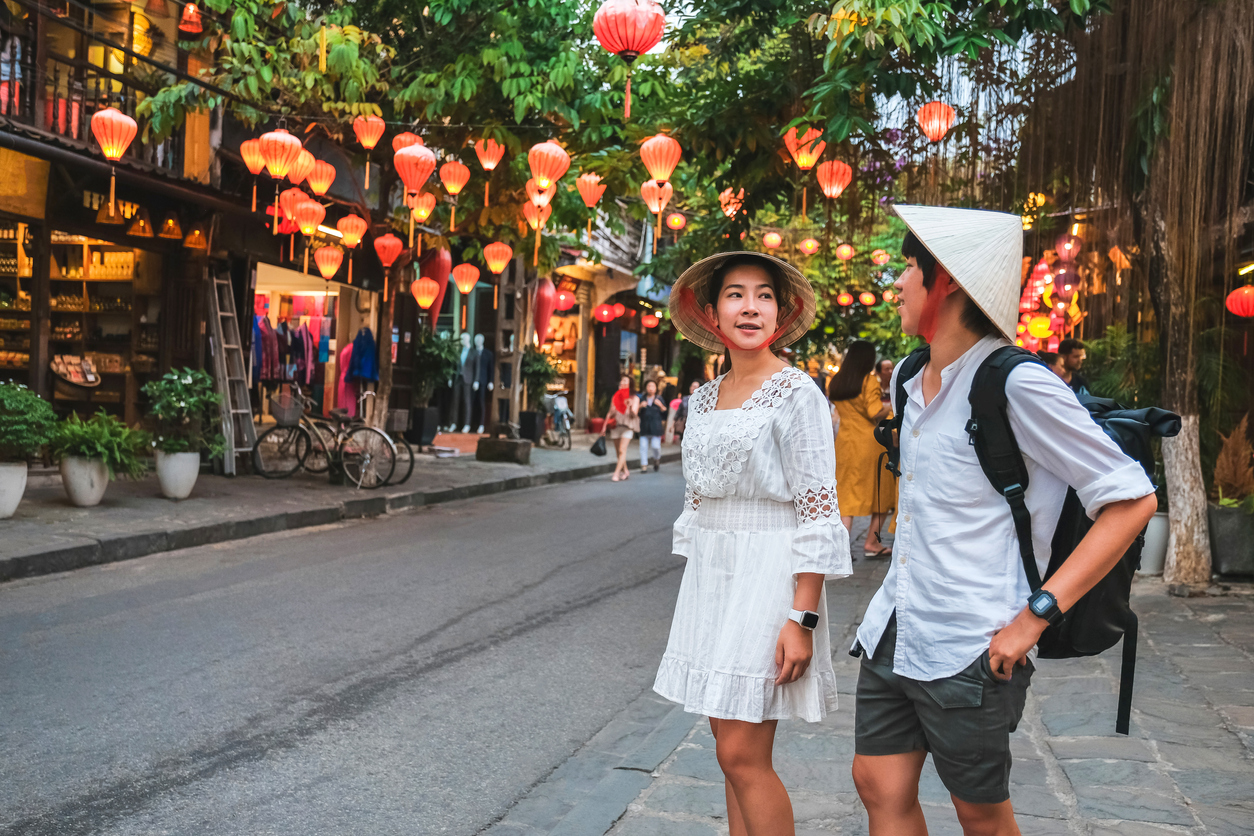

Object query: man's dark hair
[876,358,894,374]
[1058,338,1085,356]
[828,340,877,402]
[901,230,997,337]
[1037,351,1059,365]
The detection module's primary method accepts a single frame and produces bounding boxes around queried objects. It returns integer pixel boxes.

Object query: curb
[1,451,681,585]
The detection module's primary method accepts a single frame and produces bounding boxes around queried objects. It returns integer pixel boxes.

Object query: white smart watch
[788,609,820,631]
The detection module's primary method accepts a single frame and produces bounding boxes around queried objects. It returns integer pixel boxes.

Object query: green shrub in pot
[51,412,150,480]
[0,383,58,518]
[141,368,226,457]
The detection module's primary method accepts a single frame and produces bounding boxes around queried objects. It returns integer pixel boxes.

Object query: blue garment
[318,335,330,364]
[347,328,379,382]
[252,316,264,385]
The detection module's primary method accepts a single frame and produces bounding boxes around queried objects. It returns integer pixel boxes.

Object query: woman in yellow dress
[828,340,892,558]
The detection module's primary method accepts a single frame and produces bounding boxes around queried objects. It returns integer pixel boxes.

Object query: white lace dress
[653,366,853,723]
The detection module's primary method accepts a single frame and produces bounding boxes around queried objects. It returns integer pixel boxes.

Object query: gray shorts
[854,616,1034,805]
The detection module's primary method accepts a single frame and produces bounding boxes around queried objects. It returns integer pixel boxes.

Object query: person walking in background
[876,358,895,409]
[637,378,666,473]
[604,375,639,482]
[829,341,893,558]
[1057,338,1089,395]
[657,251,850,836]
[1037,350,1067,381]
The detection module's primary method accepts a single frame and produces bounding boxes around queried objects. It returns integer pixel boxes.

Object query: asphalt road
[0,468,687,836]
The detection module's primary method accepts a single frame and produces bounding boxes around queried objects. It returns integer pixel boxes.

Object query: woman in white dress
[654,252,852,836]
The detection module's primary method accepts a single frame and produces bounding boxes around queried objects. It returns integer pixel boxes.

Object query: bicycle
[537,390,573,450]
[252,384,396,488]
[308,391,415,486]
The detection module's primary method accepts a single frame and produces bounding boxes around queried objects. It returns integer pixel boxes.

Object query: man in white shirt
[851,206,1158,836]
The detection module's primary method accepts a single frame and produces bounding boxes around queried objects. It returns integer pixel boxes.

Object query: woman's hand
[774,621,814,685]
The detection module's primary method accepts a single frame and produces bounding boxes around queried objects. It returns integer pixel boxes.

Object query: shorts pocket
[918,671,984,710]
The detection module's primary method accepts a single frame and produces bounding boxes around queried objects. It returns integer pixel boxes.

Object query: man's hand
[987,609,1047,681]
[775,621,814,685]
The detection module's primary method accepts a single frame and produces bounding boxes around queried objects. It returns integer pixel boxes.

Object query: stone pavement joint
[0,435,679,584]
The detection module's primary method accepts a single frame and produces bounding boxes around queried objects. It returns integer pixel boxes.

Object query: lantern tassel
[802,186,807,217]
[416,233,421,259]
[109,168,116,215]
[409,211,414,248]
[348,255,353,285]
[534,225,540,266]
[587,217,592,247]
[364,155,370,190]
[493,285,498,310]
[654,210,660,255]
[251,180,257,213]
[290,234,295,262]
[624,73,631,120]
[450,205,456,232]
[484,181,490,208]
[319,26,327,74]
[303,243,309,274]
[273,193,280,236]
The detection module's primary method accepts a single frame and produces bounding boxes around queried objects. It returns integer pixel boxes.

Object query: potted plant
[50,412,149,507]
[409,330,461,446]
[0,382,58,518]
[141,368,225,499]
[1209,414,1254,576]
[519,345,559,443]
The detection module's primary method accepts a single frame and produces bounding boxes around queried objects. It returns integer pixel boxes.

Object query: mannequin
[447,332,474,432]
[472,333,495,433]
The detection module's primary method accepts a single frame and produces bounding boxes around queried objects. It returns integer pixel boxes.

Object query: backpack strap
[874,346,929,478]
[966,346,1048,591]
[1117,613,1137,735]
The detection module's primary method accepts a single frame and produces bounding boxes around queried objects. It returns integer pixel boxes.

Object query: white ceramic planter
[60,456,109,507]
[0,462,28,519]
[1139,511,1169,575]
[155,450,200,500]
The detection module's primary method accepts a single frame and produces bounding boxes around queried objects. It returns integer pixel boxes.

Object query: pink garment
[300,323,315,385]
[337,343,357,417]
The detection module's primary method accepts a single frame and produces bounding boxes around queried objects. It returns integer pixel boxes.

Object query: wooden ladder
[207,266,256,475]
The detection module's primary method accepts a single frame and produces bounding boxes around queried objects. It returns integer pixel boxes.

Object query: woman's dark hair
[707,254,787,374]
[901,231,997,337]
[828,340,878,401]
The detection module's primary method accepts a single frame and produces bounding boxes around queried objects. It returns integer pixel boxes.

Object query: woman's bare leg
[710,718,748,836]
[714,718,793,836]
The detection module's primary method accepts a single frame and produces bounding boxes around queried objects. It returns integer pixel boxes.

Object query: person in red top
[604,376,639,482]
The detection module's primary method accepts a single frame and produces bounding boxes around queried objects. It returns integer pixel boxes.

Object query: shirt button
[902,514,912,523]
[899,556,907,566]
[912,429,920,438]
[906,473,914,481]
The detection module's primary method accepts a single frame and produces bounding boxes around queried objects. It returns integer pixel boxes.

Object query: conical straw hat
[891,204,1023,340]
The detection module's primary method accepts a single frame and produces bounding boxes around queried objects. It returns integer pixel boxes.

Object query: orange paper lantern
[409,192,437,222]
[641,313,659,328]
[836,292,854,307]
[91,107,138,213]
[836,243,855,261]
[859,291,876,306]
[240,138,266,211]
[666,212,686,230]
[374,233,403,268]
[528,140,570,189]
[178,2,202,33]
[475,137,506,205]
[763,232,782,249]
[641,133,682,184]
[576,172,607,208]
[392,132,423,152]
[523,202,551,231]
[640,180,672,214]
[719,187,744,218]
[307,160,336,196]
[800,238,820,255]
[395,144,437,193]
[288,149,315,186]
[336,214,367,248]
[784,127,825,170]
[452,263,480,295]
[871,248,890,265]
[412,276,440,310]
[352,115,385,150]
[917,101,955,143]
[484,242,513,274]
[440,160,470,230]
[294,199,325,236]
[279,187,306,222]
[883,289,896,303]
[816,160,852,199]
[592,0,665,118]
[314,246,343,279]
[527,178,558,208]
[259,128,303,180]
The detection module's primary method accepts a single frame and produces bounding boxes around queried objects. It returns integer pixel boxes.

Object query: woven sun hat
[891,204,1023,340]
[669,251,816,353]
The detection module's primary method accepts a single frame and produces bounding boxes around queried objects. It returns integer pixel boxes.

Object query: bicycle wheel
[560,427,572,450]
[252,425,310,478]
[389,436,416,485]
[340,427,396,489]
[303,421,334,474]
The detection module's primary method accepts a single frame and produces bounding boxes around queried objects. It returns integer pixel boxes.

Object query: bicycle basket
[271,393,304,427]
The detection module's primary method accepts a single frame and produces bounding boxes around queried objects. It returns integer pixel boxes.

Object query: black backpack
[876,345,1181,735]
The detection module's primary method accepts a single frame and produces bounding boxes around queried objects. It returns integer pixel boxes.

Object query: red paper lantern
[800,238,820,256]
[784,127,825,170]
[1227,285,1254,317]
[527,178,558,208]
[259,128,303,180]
[593,0,665,118]
[408,192,437,222]
[484,242,513,274]
[666,212,686,231]
[412,277,440,310]
[871,249,890,265]
[392,132,423,152]
[353,115,385,150]
[314,246,343,279]
[421,248,453,321]
[452,263,480,295]
[836,243,855,261]
[576,172,607,208]
[556,290,577,311]
[883,289,896,303]
[917,101,955,143]
[836,292,854,307]
[395,144,437,193]
[178,2,202,33]
[640,180,672,214]
[337,215,367,248]
[612,302,626,318]
[374,233,403,268]
[294,199,325,236]
[594,304,615,323]
[763,232,782,249]
[307,160,336,196]
[641,133,682,184]
[528,140,570,189]
[533,277,558,344]
[859,291,876,306]
[641,313,660,328]
[288,149,315,186]
[816,160,852,199]
[719,188,744,218]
